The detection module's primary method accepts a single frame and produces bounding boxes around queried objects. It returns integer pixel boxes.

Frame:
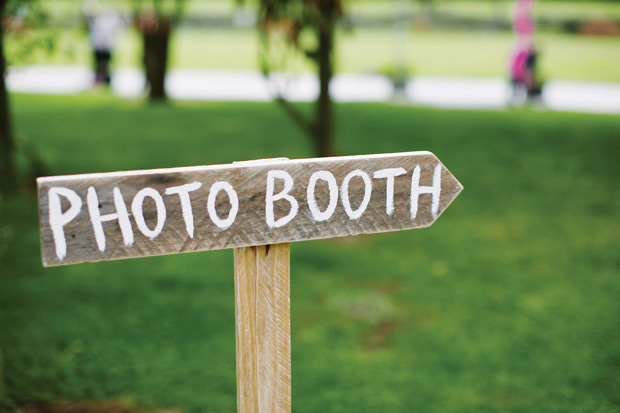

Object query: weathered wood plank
[37,151,463,266]
[234,244,291,413]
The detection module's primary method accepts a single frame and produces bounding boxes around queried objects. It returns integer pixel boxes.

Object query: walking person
[509,0,541,106]
[84,3,124,86]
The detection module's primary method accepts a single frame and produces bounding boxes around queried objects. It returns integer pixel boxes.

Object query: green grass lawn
[7,0,620,83]
[1,94,620,412]
[8,25,620,82]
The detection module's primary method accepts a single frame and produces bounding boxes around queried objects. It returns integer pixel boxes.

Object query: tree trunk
[314,24,334,158]
[0,0,10,392]
[0,13,16,191]
[141,19,171,101]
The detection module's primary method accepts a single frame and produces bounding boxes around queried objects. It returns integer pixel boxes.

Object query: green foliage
[1,94,619,411]
[251,0,347,74]
[2,0,52,67]
[4,0,41,16]
[129,0,188,20]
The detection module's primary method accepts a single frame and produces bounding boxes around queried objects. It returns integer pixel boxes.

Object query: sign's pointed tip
[453,179,464,202]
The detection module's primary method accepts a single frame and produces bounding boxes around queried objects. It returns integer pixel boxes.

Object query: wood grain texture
[38,151,463,266]
[234,244,291,413]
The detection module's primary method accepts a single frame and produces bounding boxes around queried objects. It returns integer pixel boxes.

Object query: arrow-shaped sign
[37,151,462,266]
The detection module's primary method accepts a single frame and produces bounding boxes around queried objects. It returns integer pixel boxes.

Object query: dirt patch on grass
[365,319,398,351]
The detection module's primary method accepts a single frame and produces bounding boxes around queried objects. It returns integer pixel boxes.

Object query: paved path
[7,65,620,114]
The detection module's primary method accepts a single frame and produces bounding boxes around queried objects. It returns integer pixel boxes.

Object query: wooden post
[234,244,291,413]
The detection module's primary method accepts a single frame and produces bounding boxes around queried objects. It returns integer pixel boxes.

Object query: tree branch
[257,30,315,140]
[274,96,316,137]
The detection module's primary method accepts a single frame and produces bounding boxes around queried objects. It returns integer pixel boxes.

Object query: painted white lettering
[87,187,134,252]
[340,169,372,220]
[307,171,338,221]
[207,181,239,229]
[266,170,299,228]
[410,164,442,219]
[131,188,167,239]
[373,167,407,216]
[48,187,82,260]
[165,181,202,238]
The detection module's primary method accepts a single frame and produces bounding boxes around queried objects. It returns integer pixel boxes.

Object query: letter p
[48,187,82,260]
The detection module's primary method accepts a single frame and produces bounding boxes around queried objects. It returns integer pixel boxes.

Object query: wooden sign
[37,152,462,267]
[37,151,463,412]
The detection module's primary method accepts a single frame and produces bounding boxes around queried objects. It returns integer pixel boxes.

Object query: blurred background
[0,0,619,411]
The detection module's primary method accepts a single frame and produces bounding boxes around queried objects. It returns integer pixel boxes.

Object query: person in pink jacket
[509,0,541,105]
